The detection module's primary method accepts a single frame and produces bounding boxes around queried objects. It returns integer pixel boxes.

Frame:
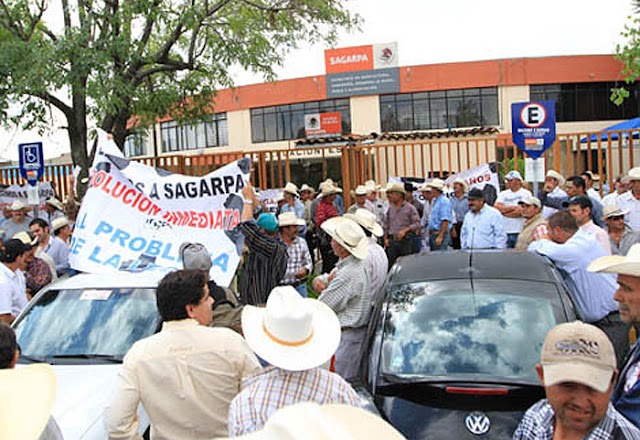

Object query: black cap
[563,195,592,209]
[468,188,484,200]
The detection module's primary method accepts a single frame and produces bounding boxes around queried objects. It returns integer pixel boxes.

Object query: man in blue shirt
[528,211,629,367]
[426,179,453,251]
[460,188,506,249]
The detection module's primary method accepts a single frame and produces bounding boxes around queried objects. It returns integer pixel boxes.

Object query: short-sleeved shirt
[496,188,532,234]
[0,264,27,317]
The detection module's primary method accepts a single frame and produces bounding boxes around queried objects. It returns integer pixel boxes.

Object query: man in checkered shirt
[513,322,640,439]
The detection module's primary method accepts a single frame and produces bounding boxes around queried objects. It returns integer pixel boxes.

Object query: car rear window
[379,279,563,383]
[14,287,160,360]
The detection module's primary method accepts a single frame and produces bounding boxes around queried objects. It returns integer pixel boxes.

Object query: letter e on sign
[520,103,547,128]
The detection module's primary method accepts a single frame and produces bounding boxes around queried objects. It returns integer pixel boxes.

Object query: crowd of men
[8,165,640,438]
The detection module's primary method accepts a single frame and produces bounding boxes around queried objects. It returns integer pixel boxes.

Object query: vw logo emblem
[465,412,491,435]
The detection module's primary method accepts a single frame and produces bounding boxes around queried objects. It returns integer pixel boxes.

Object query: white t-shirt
[618,191,640,230]
[496,188,532,234]
[0,264,27,317]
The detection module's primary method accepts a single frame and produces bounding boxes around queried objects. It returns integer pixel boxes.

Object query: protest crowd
[7,159,640,440]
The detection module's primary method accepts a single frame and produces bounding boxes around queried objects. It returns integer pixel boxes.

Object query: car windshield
[379,279,564,383]
[14,287,160,361]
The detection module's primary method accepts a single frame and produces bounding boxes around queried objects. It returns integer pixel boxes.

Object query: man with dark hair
[460,187,506,249]
[528,211,629,366]
[13,231,55,299]
[107,269,260,439]
[566,195,611,254]
[540,175,606,227]
[29,218,69,277]
[382,182,420,268]
[0,239,28,324]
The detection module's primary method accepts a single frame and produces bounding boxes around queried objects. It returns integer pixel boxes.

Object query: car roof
[389,250,558,285]
[46,270,167,290]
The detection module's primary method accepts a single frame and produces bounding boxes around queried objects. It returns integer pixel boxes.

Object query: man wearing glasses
[604,204,640,256]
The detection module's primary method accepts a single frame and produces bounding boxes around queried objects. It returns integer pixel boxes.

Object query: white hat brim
[321,218,368,259]
[542,362,614,393]
[0,364,57,439]
[588,255,640,277]
[343,213,384,238]
[279,218,306,227]
[241,300,341,371]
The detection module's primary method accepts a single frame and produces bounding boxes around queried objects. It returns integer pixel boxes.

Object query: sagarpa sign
[304,112,342,137]
[324,42,398,74]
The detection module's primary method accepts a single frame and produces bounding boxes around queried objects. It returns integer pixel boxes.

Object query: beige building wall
[498,85,529,130]
[228,109,252,149]
[350,96,381,134]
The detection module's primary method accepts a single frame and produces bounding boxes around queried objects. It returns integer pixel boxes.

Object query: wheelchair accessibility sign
[19,142,44,186]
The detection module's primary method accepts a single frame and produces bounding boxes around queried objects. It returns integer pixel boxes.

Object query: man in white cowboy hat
[345,208,388,305]
[425,178,453,251]
[313,217,370,380]
[604,203,640,256]
[315,181,342,273]
[529,211,629,366]
[0,324,63,439]
[227,286,360,436]
[604,175,632,209]
[107,269,260,439]
[582,170,603,202]
[494,170,532,248]
[450,177,469,250]
[364,179,386,226]
[299,183,315,225]
[618,167,640,231]
[2,200,32,242]
[41,197,65,226]
[382,182,420,268]
[278,212,312,298]
[538,169,568,219]
[515,196,547,251]
[513,322,640,439]
[588,243,640,427]
[347,184,368,214]
[280,182,306,236]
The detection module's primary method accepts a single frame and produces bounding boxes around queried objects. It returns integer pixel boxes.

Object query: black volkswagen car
[356,250,578,439]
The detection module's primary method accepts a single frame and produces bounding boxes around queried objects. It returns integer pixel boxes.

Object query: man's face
[421,191,433,202]
[468,198,484,213]
[30,224,48,242]
[541,376,612,435]
[330,238,348,259]
[187,283,213,326]
[614,274,640,324]
[606,214,625,232]
[281,225,297,240]
[509,179,523,191]
[565,182,579,197]
[544,176,558,190]
[22,248,34,269]
[366,191,376,202]
[284,192,295,204]
[356,194,366,205]
[521,203,539,220]
[301,190,312,201]
[631,180,640,194]
[618,180,631,194]
[568,205,590,226]
[453,183,464,193]
[387,191,401,204]
[11,210,26,223]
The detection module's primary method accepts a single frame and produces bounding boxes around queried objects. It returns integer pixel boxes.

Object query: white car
[13,271,168,439]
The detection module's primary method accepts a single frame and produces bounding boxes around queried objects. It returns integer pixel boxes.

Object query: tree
[612,2,640,105]
[0,0,360,179]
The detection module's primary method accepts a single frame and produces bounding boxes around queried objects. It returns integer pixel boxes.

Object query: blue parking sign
[511,101,556,160]
[19,142,44,186]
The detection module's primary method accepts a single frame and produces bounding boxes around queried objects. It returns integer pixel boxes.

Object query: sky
[0,0,635,161]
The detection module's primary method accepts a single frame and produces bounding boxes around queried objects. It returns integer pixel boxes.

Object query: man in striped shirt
[278,212,312,297]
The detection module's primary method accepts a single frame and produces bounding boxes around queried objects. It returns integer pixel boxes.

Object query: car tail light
[446,386,509,395]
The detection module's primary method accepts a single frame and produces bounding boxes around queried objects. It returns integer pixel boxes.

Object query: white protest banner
[258,189,283,213]
[70,140,251,286]
[0,182,55,210]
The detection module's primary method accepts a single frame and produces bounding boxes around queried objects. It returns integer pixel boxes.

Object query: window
[379,87,499,132]
[530,82,640,122]
[250,99,351,143]
[123,133,147,158]
[160,113,228,153]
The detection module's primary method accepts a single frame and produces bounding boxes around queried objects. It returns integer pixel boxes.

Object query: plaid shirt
[513,399,640,439]
[227,366,360,436]
[280,235,312,285]
[25,257,53,295]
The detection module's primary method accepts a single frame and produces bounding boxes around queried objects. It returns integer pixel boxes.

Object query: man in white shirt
[29,218,69,277]
[618,167,640,230]
[567,196,611,255]
[494,170,532,248]
[582,171,603,202]
[106,269,261,439]
[0,239,28,324]
[603,175,631,208]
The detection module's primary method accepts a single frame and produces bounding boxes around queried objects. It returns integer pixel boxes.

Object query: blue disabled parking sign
[18,142,44,186]
[511,101,556,160]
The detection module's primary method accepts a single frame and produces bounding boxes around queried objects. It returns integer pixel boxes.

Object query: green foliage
[613,13,640,105]
[0,0,360,170]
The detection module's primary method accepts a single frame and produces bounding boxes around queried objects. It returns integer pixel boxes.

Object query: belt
[280,279,307,288]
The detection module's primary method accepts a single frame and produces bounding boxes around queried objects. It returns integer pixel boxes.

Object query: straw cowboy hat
[320,217,368,259]
[364,179,380,192]
[275,192,285,203]
[344,208,383,238]
[283,182,299,197]
[299,184,315,194]
[46,197,65,212]
[629,167,640,181]
[241,286,341,371]
[353,185,367,196]
[546,170,566,186]
[588,243,640,277]
[426,178,446,192]
[417,182,432,192]
[602,203,629,220]
[51,217,70,232]
[13,231,38,247]
[320,183,342,198]
[383,182,406,195]
[9,200,27,211]
[452,177,469,191]
[222,402,406,440]
[278,212,305,227]
[0,364,57,440]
